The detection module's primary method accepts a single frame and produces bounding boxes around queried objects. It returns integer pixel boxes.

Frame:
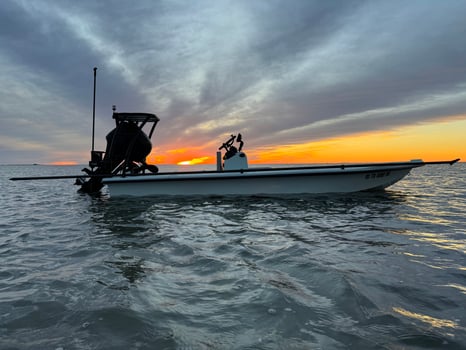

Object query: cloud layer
[1,0,466,163]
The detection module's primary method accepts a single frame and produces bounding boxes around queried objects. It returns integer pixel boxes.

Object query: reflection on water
[393,307,460,329]
[441,283,466,295]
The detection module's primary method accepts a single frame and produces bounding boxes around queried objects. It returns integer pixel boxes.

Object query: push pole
[91,67,97,154]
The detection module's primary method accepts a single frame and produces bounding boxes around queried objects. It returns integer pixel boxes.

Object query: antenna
[92,67,97,154]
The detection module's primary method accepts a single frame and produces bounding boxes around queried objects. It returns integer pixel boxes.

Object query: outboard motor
[78,112,160,193]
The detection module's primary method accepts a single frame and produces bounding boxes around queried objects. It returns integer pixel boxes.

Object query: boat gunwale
[102,163,420,184]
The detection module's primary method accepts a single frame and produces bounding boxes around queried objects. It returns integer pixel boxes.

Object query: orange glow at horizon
[144,118,465,165]
[49,161,78,166]
[147,147,212,165]
[177,157,210,165]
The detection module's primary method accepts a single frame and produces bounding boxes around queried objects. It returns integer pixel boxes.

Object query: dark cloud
[1,0,465,163]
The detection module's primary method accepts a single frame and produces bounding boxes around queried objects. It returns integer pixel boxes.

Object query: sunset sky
[1,0,465,165]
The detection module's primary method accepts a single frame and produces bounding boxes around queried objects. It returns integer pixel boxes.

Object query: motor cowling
[103,121,152,173]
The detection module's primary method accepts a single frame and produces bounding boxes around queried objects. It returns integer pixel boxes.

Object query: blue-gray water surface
[1,164,465,349]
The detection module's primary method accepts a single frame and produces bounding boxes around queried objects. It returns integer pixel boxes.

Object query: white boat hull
[102,163,421,197]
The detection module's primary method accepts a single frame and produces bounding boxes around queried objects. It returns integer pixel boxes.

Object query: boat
[10,69,460,196]
[69,109,457,197]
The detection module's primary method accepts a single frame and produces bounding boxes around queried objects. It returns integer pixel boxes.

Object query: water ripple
[1,164,465,348]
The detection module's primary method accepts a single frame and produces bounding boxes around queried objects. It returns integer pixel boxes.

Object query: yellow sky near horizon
[249,118,466,164]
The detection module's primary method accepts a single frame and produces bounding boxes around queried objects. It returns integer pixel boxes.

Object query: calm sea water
[0,164,465,349]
